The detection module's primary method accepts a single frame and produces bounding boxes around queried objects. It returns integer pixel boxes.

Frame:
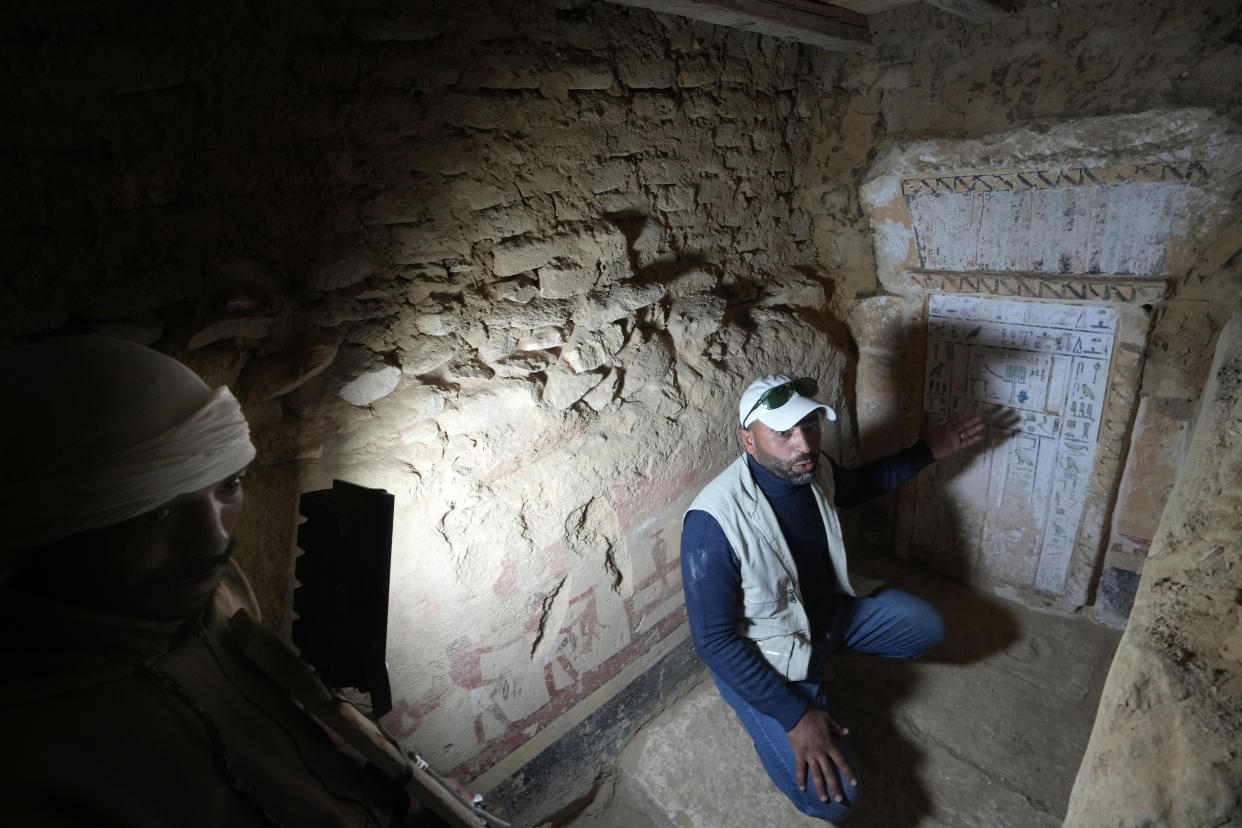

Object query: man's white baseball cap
[738,374,837,430]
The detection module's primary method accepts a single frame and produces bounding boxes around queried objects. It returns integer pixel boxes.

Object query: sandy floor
[562,557,1121,828]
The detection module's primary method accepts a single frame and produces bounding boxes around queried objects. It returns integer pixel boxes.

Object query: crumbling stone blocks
[306,247,377,293]
[677,55,719,88]
[539,263,597,298]
[398,334,461,377]
[516,166,567,197]
[562,325,624,373]
[616,328,674,399]
[588,160,634,194]
[573,283,667,331]
[433,380,539,436]
[453,179,516,211]
[187,316,277,350]
[336,347,403,407]
[638,158,685,188]
[713,123,745,148]
[411,300,463,336]
[665,267,719,299]
[630,218,665,270]
[667,296,727,350]
[16,0,1242,806]
[490,350,557,378]
[754,271,825,310]
[542,64,615,97]
[616,47,675,90]
[240,329,342,402]
[484,296,572,331]
[654,184,696,212]
[517,325,565,351]
[496,223,630,278]
[542,365,604,409]
[581,368,618,411]
[631,91,676,122]
[681,91,717,120]
[460,53,545,91]
[469,205,536,243]
[391,224,471,265]
[442,354,495,381]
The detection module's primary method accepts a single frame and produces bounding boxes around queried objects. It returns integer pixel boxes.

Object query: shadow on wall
[902,445,985,584]
[844,308,1043,594]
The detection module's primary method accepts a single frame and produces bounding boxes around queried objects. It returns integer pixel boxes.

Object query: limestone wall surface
[2,0,1241,813]
[0,0,856,786]
[1065,311,1242,827]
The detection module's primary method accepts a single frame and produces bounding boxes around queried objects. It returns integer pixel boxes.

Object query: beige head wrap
[0,336,256,551]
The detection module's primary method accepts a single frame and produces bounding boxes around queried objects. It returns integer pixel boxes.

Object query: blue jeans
[712,587,945,822]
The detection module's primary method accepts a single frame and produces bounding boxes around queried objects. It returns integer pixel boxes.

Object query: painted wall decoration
[897,271,1168,303]
[901,162,1204,276]
[915,295,1117,596]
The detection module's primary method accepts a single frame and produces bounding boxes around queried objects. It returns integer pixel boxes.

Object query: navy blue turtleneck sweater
[681,444,933,731]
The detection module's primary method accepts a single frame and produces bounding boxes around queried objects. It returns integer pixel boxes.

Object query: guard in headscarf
[0,336,455,827]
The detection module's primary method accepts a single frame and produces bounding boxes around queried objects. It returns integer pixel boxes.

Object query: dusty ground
[560,557,1121,828]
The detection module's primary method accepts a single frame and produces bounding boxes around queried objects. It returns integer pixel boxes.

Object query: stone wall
[1065,311,1242,827]
[0,0,856,791]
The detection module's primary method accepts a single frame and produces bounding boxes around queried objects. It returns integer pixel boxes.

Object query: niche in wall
[858,108,1242,616]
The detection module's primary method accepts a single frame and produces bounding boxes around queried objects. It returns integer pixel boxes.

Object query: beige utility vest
[687,453,874,682]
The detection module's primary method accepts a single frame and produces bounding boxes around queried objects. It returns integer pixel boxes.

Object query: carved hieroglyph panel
[902,163,1205,276]
[914,295,1117,596]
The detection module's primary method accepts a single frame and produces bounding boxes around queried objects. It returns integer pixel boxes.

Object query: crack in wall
[530,575,567,659]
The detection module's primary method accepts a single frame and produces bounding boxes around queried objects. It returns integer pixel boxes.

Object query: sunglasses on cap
[741,376,818,427]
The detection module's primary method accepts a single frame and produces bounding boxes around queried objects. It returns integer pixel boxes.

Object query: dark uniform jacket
[0,562,425,827]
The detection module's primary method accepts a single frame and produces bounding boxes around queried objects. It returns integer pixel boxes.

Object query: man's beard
[753,443,816,485]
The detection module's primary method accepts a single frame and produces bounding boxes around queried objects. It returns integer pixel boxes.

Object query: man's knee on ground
[910,604,946,657]
[793,784,862,823]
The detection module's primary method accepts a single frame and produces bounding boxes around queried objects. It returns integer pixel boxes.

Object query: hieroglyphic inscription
[901,161,1205,276]
[918,295,1117,596]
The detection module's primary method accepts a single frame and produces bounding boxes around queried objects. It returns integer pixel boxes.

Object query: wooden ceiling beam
[603,0,871,53]
[920,0,1012,24]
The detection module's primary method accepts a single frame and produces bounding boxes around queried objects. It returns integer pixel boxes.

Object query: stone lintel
[900,270,1171,304]
[603,0,870,52]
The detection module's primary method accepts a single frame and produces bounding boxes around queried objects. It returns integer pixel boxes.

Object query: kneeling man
[681,374,983,821]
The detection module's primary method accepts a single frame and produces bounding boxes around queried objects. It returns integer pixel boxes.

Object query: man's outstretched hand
[921,412,987,460]
[786,707,857,804]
